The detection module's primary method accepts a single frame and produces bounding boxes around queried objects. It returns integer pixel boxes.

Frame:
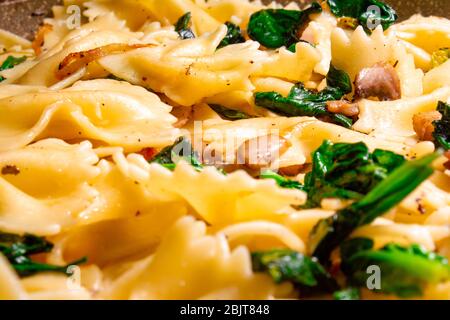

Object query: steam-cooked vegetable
[218,22,246,49]
[247,2,322,49]
[0,232,86,277]
[255,65,353,127]
[340,238,450,297]
[151,137,203,171]
[333,287,360,300]
[252,249,338,296]
[310,152,439,265]
[0,55,27,82]
[260,170,305,191]
[327,0,398,31]
[302,140,405,208]
[433,101,450,150]
[175,12,195,39]
[209,104,253,120]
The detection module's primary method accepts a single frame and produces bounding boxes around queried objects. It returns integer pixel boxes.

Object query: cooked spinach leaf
[433,101,450,150]
[340,238,450,298]
[151,137,203,171]
[260,170,305,191]
[327,0,397,31]
[254,64,353,127]
[175,12,195,40]
[326,64,352,95]
[252,249,338,296]
[247,2,322,49]
[333,287,360,300]
[0,55,27,82]
[209,104,253,120]
[218,22,246,49]
[309,152,438,265]
[302,140,405,208]
[0,232,86,277]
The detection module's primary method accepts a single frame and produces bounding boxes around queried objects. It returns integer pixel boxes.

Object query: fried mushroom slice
[354,62,401,101]
[326,100,360,117]
[237,135,290,170]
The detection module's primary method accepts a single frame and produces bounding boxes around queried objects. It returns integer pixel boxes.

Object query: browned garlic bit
[56,43,151,79]
[354,62,401,101]
[237,135,290,170]
[444,151,450,170]
[32,23,53,56]
[413,111,442,141]
[326,100,360,117]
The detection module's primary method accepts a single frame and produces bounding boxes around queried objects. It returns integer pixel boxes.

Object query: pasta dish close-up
[0,0,449,301]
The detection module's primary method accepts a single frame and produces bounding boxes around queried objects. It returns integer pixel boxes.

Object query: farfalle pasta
[0,0,449,301]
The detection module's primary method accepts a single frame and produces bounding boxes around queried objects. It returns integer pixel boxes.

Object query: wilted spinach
[340,238,450,298]
[218,22,246,49]
[247,2,322,49]
[433,101,450,150]
[0,232,86,277]
[0,55,27,82]
[255,66,353,128]
[309,152,438,265]
[254,65,353,128]
[302,140,405,208]
[151,137,203,171]
[252,249,338,296]
[327,0,398,31]
[209,104,253,120]
[175,12,195,39]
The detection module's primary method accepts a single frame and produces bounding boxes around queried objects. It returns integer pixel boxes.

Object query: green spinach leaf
[175,12,195,39]
[433,101,450,150]
[309,152,439,265]
[209,104,253,120]
[327,0,397,31]
[247,2,322,49]
[340,238,450,298]
[252,249,338,296]
[0,232,86,277]
[151,137,203,171]
[254,64,353,127]
[218,22,245,49]
[0,55,27,82]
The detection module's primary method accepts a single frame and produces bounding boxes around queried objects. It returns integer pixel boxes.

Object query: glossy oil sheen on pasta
[0,0,449,300]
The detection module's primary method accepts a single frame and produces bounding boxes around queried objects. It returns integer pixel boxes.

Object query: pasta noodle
[0,0,449,301]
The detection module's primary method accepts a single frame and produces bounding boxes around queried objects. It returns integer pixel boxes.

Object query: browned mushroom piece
[326,100,360,117]
[237,135,290,170]
[354,62,401,101]
[412,111,442,141]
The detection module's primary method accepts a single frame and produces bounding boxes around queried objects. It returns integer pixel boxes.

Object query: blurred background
[0,0,448,40]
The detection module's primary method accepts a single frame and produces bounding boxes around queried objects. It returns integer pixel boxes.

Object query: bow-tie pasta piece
[16,14,142,87]
[331,26,424,98]
[144,162,305,226]
[99,26,267,106]
[0,79,180,152]
[354,87,450,137]
[101,216,294,300]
